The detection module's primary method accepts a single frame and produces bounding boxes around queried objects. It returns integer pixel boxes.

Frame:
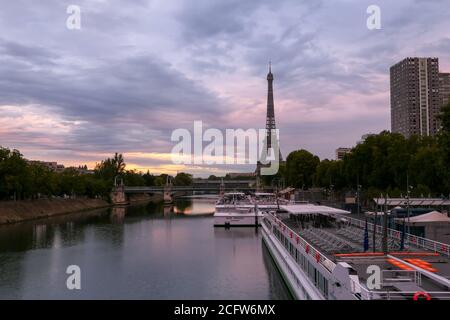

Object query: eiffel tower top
[267,61,273,80]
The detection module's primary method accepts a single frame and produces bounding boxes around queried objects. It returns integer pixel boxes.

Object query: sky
[1,0,450,177]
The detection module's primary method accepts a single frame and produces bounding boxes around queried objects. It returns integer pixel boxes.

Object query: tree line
[273,102,450,199]
[0,151,193,201]
[2,102,449,201]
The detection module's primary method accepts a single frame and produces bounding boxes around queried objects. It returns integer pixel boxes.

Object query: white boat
[213,192,289,227]
[213,192,261,227]
[254,192,289,213]
[262,203,450,300]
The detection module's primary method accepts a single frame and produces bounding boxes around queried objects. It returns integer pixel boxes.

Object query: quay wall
[128,193,163,203]
[0,198,111,225]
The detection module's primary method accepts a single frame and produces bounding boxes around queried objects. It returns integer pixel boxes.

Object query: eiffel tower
[256,62,282,177]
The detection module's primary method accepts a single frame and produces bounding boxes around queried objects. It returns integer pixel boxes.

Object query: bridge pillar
[111,176,129,206]
[164,176,173,204]
[164,186,173,204]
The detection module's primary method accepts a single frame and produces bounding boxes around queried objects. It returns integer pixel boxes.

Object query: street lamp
[406,185,413,235]
[357,184,362,215]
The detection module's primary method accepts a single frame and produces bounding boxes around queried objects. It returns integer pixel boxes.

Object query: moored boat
[261,203,450,300]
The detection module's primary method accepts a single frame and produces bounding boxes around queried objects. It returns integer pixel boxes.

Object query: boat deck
[279,213,450,298]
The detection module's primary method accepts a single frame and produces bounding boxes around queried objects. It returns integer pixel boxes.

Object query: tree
[438,102,450,191]
[438,101,450,133]
[59,168,85,197]
[315,159,345,189]
[409,144,446,193]
[173,172,193,186]
[95,152,126,185]
[154,174,172,186]
[0,147,29,200]
[28,163,58,198]
[123,170,146,186]
[143,171,156,186]
[285,149,320,188]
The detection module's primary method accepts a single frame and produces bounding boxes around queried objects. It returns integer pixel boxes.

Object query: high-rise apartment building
[440,72,450,108]
[390,57,441,137]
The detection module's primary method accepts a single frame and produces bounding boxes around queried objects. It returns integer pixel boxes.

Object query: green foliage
[94,152,126,184]
[0,148,29,200]
[438,102,450,191]
[286,129,449,196]
[285,149,320,188]
[123,170,146,186]
[142,171,157,186]
[154,174,170,186]
[315,159,345,189]
[0,149,168,201]
[173,172,193,186]
[438,102,450,134]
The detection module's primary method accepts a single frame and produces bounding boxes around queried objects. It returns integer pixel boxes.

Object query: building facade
[390,57,441,137]
[335,147,351,160]
[440,72,450,108]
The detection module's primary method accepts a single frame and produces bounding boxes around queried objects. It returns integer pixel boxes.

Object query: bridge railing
[123,186,275,192]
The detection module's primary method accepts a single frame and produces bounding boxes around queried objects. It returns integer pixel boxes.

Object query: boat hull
[213,213,264,227]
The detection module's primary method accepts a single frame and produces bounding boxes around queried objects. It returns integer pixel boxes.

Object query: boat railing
[371,290,450,300]
[265,213,450,300]
[350,275,450,300]
[382,270,421,287]
[265,213,336,273]
[342,215,450,257]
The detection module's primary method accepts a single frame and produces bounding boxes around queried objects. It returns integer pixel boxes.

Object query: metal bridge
[123,179,272,194]
[111,178,274,205]
[123,185,274,193]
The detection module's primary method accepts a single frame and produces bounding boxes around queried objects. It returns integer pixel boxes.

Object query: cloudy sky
[1,0,450,176]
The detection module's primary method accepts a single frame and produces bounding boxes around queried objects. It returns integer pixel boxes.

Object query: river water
[0,198,291,299]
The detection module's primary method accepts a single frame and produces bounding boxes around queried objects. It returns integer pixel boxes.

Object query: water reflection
[0,198,290,299]
[110,207,126,224]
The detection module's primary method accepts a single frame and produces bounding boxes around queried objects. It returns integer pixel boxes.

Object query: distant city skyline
[1,1,450,176]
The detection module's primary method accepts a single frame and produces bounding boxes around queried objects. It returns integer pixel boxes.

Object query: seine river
[0,198,291,299]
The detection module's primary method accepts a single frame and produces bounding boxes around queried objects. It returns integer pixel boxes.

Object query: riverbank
[0,198,111,225]
[128,193,163,203]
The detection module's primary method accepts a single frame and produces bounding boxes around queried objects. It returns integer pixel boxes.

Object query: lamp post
[329,184,334,203]
[357,184,362,215]
[406,185,413,235]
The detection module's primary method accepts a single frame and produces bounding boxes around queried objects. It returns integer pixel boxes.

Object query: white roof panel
[395,211,450,224]
[280,204,350,215]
